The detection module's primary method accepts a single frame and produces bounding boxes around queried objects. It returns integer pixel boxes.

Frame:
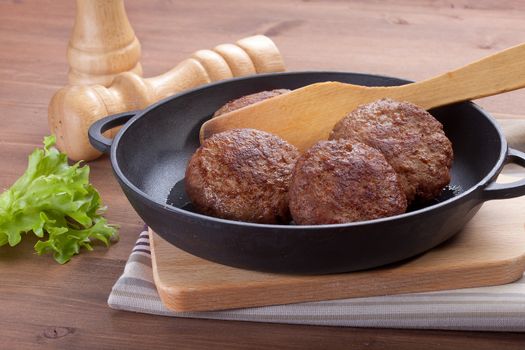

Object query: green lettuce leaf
[0,135,118,263]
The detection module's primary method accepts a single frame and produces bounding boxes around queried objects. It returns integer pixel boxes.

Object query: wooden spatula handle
[201,42,525,152]
[392,43,525,109]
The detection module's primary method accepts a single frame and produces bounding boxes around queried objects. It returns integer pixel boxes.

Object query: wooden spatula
[201,43,525,152]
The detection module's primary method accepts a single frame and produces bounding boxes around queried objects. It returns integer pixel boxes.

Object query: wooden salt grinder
[68,0,142,86]
[49,35,285,161]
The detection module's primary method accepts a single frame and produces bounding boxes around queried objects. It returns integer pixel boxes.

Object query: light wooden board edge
[150,231,525,312]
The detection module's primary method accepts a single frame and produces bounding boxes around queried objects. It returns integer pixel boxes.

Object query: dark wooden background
[1,0,525,348]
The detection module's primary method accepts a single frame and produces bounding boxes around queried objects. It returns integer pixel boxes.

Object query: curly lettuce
[0,136,118,263]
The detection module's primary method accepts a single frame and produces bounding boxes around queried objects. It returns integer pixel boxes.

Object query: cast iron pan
[89,72,525,274]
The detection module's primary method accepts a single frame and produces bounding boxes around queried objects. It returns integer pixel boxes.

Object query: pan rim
[110,70,508,230]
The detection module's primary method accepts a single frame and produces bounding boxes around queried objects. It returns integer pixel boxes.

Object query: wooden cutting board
[150,176,525,312]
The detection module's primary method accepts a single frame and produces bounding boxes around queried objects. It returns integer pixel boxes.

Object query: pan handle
[482,148,525,200]
[88,111,138,154]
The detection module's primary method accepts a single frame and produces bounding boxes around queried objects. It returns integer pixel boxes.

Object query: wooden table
[2,0,525,348]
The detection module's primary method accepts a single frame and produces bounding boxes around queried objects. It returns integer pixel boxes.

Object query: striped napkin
[108,228,525,331]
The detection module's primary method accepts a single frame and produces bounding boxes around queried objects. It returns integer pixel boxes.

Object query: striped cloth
[108,229,525,331]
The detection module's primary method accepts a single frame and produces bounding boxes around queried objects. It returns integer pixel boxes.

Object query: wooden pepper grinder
[49,35,285,161]
[68,0,142,86]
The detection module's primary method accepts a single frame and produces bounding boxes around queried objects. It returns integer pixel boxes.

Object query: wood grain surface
[2,0,525,349]
[151,188,525,312]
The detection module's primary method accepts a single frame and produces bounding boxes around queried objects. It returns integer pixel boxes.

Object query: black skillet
[88,72,525,274]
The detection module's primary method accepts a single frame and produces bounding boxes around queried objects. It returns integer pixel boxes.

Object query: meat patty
[213,89,291,117]
[185,128,299,224]
[289,140,407,225]
[329,98,453,203]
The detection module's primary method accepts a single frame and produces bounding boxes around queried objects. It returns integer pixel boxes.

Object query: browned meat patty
[185,128,299,224]
[329,98,453,204]
[213,89,291,117]
[289,140,407,225]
